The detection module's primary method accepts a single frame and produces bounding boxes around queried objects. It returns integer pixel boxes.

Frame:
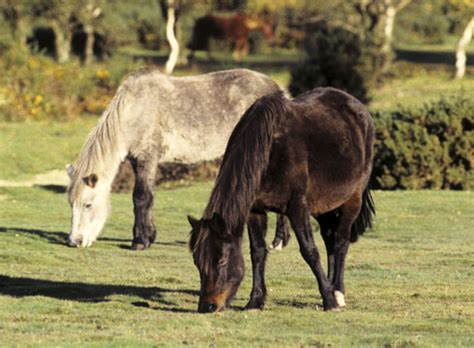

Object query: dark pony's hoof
[244,299,265,310]
[322,295,340,312]
[131,238,152,251]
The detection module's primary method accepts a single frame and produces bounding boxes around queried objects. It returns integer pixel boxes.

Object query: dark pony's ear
[210,213,230,241]
[83,173,99,188]
[187,215,199,229]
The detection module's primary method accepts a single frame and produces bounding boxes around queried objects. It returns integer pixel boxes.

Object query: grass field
[0,53,473,346]
[0,184,473,346]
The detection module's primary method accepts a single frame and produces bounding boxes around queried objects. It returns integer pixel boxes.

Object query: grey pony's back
[115,68,280,164]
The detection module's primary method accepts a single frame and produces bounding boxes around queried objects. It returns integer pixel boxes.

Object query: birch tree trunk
[84,23,95,65]
[455,17,474,79]
[165,0,179,75]
[83,4,102,65]
[382,0,412,73]
[51,20,72,63]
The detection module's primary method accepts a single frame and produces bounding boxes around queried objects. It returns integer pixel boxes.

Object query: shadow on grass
[0,275,198,312]
[131,52,302,72]
[395,49,474,66]
[119,240,188,250]
[0,227,68,245]
[273,299,322,310]
[0,226,135,246]
[35,184,67,194]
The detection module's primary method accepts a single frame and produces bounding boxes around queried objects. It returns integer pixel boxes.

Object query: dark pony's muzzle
[198,301,219,313]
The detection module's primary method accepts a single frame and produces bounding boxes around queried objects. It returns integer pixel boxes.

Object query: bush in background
[373,95,474,190]
[288,22,369,103]
[0,42,141,121]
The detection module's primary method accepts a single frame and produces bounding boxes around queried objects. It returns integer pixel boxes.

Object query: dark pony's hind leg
[270,214,291,250]
[316,211,339,282]
[288,196,339,311]
[130,156,158,251]
[245,212,268,310]
[332,193,363,307]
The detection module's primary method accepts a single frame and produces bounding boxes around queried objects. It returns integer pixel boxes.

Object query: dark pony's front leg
[130,156,158,251]
[288,196,339,311]
[245,212,268,310]
[270,214,291,250]
[332,193,363,307]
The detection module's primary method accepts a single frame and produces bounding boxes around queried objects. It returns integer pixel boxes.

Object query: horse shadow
[0,227,69,245]
[0,227,134,245]
[0,275,197,313]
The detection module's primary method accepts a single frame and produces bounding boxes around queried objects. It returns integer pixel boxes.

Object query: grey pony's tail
[350,186,375,243]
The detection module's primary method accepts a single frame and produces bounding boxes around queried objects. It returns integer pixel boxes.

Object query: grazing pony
[189,88,375,313]
[66,68,285,250]
[187,13,275,61]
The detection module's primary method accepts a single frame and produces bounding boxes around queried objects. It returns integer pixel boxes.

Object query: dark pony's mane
[190,90,288,272]
[204,90,287,229]
[189,91,291,273]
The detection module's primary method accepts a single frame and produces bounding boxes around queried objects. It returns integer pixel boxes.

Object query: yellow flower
[96,69,109,80]
[28,57,39,68]
[34,95,43,106]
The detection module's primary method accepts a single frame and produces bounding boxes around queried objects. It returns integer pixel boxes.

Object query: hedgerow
[372,95,474,190]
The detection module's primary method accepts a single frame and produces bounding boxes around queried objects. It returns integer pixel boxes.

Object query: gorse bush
[0,43,141,121]
[373,95,474,190]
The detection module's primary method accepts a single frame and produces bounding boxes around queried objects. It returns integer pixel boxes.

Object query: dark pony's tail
[350,186,375,243]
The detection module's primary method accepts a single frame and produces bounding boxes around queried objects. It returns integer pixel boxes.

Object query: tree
[79,1,102,65]
[456,16,474,79]
[32,0,79,63]
[1,0,27,48]
[161,0,180,74]
[450,0,474,78]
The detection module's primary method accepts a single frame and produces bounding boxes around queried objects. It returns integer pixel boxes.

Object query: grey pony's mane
[67,87,126,201]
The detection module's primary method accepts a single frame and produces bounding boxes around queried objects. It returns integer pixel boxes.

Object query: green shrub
[373,96,474,190]
[288,22,369,103]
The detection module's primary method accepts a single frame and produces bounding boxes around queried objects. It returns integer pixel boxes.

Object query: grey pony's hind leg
[270,214,291,250]
[130,156,158,251]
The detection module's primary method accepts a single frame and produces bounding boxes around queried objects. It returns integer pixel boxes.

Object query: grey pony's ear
[187,215,199,229]
[83,173,99,188]
[66,164,75,178]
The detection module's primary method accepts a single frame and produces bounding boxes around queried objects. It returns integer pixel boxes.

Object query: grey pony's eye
[85,203,92,209]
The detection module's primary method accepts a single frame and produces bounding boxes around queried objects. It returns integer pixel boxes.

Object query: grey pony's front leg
[130,157,158,251]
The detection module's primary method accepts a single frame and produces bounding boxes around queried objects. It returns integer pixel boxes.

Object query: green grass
[369,65,474,112]
[0,118,96,181]
[0,185,473,346]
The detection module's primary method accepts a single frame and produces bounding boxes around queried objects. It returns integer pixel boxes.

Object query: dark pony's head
[188,213,244,313]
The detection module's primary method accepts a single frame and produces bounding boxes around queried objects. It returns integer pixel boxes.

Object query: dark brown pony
[188,88,375,313]
[187,13,274,61]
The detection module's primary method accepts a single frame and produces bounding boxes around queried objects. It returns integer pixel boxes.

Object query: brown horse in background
[187,13,275,61]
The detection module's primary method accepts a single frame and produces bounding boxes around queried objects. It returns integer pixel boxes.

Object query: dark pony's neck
[203,90,288,236]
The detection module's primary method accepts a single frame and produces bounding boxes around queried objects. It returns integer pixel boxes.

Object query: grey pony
[67,68,287,250]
